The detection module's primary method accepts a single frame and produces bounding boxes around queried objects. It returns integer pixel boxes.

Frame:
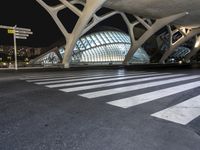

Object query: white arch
[160,26,200,63]
[36,0,188,67]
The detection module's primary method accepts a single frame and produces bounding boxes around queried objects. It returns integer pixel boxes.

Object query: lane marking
[47,73,171,88]
[21,74,79,80]
[26,74,124,82]
[61,74,184,92]
[22,72,121,80]
[23,71,152,80]
[80,75,198,98]
[27,72,156,83]
[37,74,131,85]
[24,72,152,82]
[107,81,200,109]
[151,95,200,125]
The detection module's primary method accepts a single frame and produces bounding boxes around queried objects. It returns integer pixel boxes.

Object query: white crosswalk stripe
[151,95,200,125]
[37,73,155,85]
[79,74,193,98]
[107,81,200,108]
[21,74,80,80]
[23,71,151,80]
[26,74,100,82]
[26,72,152,82]
[22,72,200,125]
[61,74,184,92]
[47,73,171,88]
[27,74,120,82]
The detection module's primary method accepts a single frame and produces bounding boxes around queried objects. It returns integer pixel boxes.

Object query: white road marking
[80,75,198,98]
[46,73,171,88]
[22,72,122,80]
[36,74,130,85]
[22,74,77,80]
[24,72,149,82]
[26,74,120,82]
[151,95,200,125]
[23,71,152,80]
[107,81,200,109]
[26,72,156,82]
[61,74,184,92]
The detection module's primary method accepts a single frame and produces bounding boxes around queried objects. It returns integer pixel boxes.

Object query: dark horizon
[0,0,63,47]
[0,0,128,48]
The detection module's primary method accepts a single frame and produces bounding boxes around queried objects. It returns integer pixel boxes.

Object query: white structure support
[36,0,189,67]
[82,11,120,36]
[122,12,187,64]
[160,26,200,64]
[185,35,200,62]
[36,0,107,68]
[62,0,108,68]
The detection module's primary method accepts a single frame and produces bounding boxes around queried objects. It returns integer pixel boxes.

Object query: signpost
[0,25,33,70]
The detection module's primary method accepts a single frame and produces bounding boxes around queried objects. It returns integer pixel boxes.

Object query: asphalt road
[0,68,200,150]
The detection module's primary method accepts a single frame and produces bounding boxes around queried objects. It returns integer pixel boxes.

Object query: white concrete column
[36,0,107,68]
[122,13,187,65]
[62,0,107,68]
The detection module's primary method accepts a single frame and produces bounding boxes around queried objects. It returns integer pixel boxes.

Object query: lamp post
[13,25,18,70]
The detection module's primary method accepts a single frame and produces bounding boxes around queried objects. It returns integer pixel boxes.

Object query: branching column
[122,13,187,65]
[36,0,107,68]
[160,26,200,63]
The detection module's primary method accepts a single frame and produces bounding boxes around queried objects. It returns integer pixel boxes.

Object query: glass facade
[171,46,191,58]
[37,31,150,65]
[36,52,60,65]
[59,31,150,64]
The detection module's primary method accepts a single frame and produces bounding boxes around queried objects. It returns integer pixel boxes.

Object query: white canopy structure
[36,0,200,67]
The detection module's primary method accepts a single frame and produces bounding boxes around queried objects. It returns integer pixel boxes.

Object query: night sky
[0,0,63,47]
[0,0,127,48]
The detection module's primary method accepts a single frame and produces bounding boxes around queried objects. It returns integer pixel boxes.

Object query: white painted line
[26,76,79,82]
[37,74,130,85]
[27,74,116,82]
[21,76,77,81]
[23,71,151,80]
[80,75,197,98]
[47,73,171,88]
[22,74,76,79]
[26,72,154,82]
[151,95,200,125]
[22,72,109,80]
[61,74,184,92]
[107,81,200,109]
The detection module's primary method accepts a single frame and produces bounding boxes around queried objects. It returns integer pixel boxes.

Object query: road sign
[0,25,31,32]
[15,33,30,37]
[16,36,28,40]
[15,30,33,35]
[8,29,15,34]
[0,24,33,70]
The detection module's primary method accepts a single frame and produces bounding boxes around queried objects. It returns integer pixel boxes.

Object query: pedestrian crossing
[151,95,200,125]
[22,71,200,125]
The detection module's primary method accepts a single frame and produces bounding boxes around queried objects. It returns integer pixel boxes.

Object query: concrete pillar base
[63,63,70,69]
